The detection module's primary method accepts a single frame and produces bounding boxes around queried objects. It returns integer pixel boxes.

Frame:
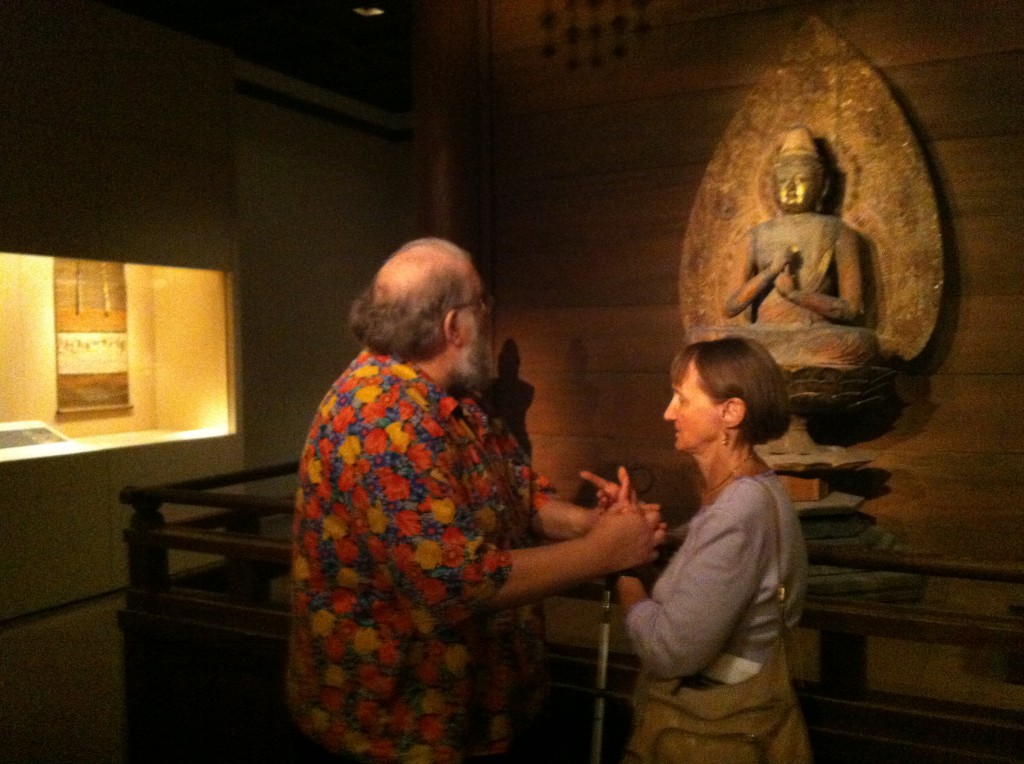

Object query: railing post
[1009,604,1024,685]
[819,630,867,698]
[121,488,169,595]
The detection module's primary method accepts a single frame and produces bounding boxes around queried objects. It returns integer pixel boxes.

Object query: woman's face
[663,361,725,455]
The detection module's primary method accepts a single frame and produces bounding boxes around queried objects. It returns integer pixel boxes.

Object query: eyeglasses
[452,292,495,315]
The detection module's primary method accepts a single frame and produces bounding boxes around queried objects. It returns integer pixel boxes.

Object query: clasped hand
[579,466,666,572]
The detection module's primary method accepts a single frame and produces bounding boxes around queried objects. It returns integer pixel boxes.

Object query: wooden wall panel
[495,167,697,230]
[530,433,702,526]
[492,9,805,115]
[856,451,1024,558]
[477,0,1024,558]
[826,0,1024,65]
[494,88,744,184]
[525,371,670,440]
[884,51,1024,141]
[494,305,685,374]
[493,168,697,307]
[490,0,1024,114]
[939,296,1024,374]
[930,136,1024,218]
[952,213,1024,296]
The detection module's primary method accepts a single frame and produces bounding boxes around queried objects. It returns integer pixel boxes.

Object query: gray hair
[349,238,477,360]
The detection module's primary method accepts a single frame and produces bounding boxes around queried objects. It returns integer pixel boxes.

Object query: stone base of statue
[743,359,917,601]
[690,322,882,369]
[794,489,927,602]
[756,362,897,470]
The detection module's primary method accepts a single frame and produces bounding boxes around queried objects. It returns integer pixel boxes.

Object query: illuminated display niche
[0,252,234,462]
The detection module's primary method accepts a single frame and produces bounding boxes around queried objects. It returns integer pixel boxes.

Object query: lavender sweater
[625,473,807,679]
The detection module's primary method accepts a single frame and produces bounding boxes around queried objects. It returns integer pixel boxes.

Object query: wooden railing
[119,463,1024,763]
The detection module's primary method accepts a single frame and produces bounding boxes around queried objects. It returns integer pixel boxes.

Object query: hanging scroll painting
[53,258,131,412]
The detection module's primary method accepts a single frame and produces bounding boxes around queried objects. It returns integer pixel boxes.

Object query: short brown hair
[670,337,790,445]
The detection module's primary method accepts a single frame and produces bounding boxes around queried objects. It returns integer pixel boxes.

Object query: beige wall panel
[0,1,233,151]
[0,434,241,621]
[235,94,416,467]
[0,0,243,619]
[0,118,105,258]
[101,144,236,271]
[0,453,119,620]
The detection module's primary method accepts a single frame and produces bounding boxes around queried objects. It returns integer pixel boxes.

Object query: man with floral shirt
[287,238,663,763]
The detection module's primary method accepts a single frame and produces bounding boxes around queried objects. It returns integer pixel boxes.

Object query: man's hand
[580,466,662,526]
[588,506,667,572]
[579,467,625,511]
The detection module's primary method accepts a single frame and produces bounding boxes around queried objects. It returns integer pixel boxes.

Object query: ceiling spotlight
[353,6,385,16]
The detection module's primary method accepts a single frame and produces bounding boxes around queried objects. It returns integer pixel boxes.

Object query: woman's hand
[588,505,667,572]
[615,573,649,613]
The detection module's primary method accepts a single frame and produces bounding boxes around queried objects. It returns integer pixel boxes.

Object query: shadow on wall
[488,338,535,456]
[487,336,701,528]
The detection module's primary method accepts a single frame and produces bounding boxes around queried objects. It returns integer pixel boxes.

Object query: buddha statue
[680,20,943,465]
[701,126,880,369]
[687,126,896,461]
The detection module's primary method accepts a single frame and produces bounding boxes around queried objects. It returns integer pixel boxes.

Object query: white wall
[234,86,416,468]
[0,1,416,620]
[0,0,242,620]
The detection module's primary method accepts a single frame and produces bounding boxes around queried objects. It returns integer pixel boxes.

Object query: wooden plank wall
[483,0,1024,557]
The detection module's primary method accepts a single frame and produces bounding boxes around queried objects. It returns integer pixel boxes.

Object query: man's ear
[721,397,747,429]
[442,309,468,348]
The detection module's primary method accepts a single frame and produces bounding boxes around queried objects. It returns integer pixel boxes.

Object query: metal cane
[590,575,614,764]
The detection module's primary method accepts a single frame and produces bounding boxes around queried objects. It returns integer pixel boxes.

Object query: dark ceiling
[95,0,413,114]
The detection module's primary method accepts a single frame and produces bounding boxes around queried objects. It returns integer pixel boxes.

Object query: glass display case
[0,252,234,462]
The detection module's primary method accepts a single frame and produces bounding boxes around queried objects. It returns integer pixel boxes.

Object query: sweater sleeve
[625,478,773,679]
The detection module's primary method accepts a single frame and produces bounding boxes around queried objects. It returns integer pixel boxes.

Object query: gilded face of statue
[774,157,825,214]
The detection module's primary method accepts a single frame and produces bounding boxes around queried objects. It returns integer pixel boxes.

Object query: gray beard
[448,331,492,397]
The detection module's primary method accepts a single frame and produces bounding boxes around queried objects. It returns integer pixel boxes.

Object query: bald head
[374,238,476,301]
[350,238,482,361]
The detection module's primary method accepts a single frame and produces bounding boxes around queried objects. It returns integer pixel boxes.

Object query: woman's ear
[721,397,747,430]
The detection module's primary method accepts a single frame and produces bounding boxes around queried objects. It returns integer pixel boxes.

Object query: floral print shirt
[287,352,553,763]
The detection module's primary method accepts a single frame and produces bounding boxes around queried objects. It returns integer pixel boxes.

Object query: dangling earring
[721,431,729,446]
